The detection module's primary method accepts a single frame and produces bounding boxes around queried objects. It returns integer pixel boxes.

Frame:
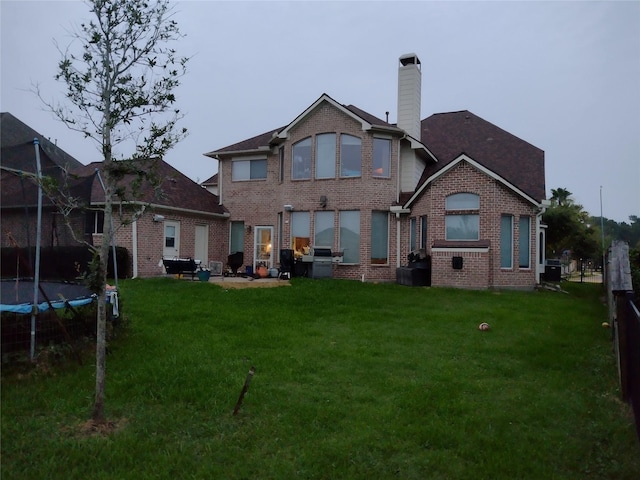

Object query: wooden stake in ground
[233,366,255,416]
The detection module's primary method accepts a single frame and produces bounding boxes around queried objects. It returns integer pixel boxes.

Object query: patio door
[254,226,273,269]
[163,220,180,258]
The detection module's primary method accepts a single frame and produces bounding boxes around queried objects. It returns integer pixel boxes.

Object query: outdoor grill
[310,246,333,279]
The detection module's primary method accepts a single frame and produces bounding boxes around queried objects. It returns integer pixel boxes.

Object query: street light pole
[600,186,606,278]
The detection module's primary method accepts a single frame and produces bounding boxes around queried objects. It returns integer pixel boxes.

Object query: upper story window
[232,159,267,181]
[292,137,312,180]
[315,133,336,179]
[340,134,361,177]
[445,193,480,241]
[373,137,391,177]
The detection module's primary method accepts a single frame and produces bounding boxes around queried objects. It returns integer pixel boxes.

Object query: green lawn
[2,278,639,479]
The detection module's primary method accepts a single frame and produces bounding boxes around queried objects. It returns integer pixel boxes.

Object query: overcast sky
[2,0,639,222]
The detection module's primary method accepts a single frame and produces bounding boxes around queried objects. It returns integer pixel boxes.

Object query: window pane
[316,133,336,179]
[232,160,250,181]
[373,138,391,177]
[292,211,310,255]
[371,211,388,264]
[292,138,312,179]
[165,225,176,248]
[519,216,531,268]
[340,135,361,177]
[446,193,479,210]
[250,159,267,179]
[420,215,427,249]
[445,215,479,240]
[339,211,360,263]
[410,217,417,251]
[230,221,244,252]
[314,211,334,247]
[501,215,513,268]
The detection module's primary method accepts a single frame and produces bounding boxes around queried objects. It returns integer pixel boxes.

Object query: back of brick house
[206,53,548,289]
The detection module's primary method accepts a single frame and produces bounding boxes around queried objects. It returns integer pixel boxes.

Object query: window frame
[231,158,267,181]
[445,193,480,241]
[292,137,312,180]
[339,210,360,264]
[500,215,514,269]
[371,211,389,265]
[315,133,336,179]
[519,216,531,269]
[340,134,362,178]
[372,137,391,178]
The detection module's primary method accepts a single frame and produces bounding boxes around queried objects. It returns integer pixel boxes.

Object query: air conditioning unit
[208,261,223,276]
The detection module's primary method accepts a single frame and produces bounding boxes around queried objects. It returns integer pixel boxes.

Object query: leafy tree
[42,0,188,423]
[544,188,600,261]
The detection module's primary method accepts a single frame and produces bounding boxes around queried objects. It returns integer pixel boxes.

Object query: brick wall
[220,102,401,280]
[92,209,228,278]
[408,161,539,289]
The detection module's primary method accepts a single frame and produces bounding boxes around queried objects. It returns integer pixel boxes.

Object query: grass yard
[2,278,639,479]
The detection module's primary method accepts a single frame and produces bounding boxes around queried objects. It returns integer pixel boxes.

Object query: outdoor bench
[162,257,198,280]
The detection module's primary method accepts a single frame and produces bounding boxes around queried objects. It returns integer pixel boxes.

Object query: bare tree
[44,0,188,423]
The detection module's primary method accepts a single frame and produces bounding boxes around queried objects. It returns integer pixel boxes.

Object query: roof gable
[405,154,541,208]
[419,110,545,201]
[205,94,401,158]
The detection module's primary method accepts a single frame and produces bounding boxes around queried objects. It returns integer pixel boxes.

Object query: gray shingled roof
[420,110,545,201]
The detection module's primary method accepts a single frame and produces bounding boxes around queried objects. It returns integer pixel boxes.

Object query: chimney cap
[399,53,421,66]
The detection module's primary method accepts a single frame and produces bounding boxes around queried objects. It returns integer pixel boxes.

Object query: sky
[1,0,639,223]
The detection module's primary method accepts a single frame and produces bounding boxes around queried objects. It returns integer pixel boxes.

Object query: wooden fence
[607,240,640,442]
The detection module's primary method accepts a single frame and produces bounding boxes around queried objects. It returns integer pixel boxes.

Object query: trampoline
[0,279,96,314]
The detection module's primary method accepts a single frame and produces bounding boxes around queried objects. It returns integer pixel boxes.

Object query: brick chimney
[397,53,422,139]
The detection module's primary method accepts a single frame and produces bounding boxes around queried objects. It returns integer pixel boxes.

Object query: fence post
[608,241,633,399]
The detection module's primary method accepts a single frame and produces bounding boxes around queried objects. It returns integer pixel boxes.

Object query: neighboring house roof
[1,112,85,171]
[418,110,545,202]
[1,113,90,209]
[201,172,218,187]
[74,159,228,217]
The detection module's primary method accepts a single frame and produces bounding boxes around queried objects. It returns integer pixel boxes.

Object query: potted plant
[197,265,211,282]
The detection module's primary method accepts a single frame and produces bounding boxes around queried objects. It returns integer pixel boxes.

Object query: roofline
[90,200,230,219]
[275,94,373,140]
[404,154,542,208]
[204,146,271,159]
[402,134,438,163]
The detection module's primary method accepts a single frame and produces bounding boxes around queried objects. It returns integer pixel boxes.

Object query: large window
[519,216,531,268]
[500,215,513,269]
[340,135,361,177]
[314,211,334,247]
[373,137,391,177]
[339,210,360,264]
[292,138,312,180]
[371,211,389,264]
[445,193,480,241]
[291,211,310,257]
[230,221,245,253]
[315,133,336,179]
[232,159,267,181]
